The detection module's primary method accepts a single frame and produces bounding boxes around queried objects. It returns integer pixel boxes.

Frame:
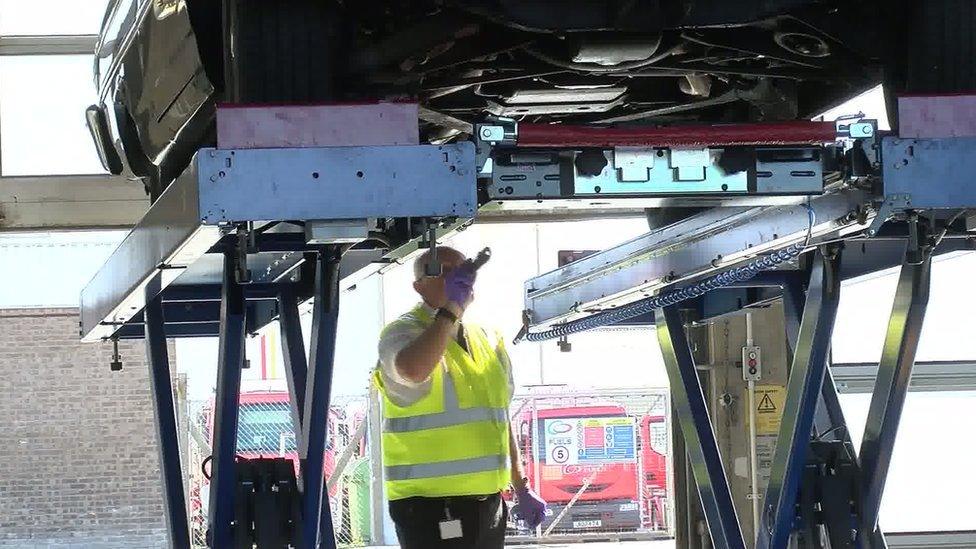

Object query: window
[0,0,111,35]
[840,391,976,532]
[816,84,890,130]
[833,252,976,363]
[236,403,297,454]
[648,419,668,454]
[0,54,106,176]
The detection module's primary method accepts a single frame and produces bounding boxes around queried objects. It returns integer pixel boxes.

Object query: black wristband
[435,307,459,324]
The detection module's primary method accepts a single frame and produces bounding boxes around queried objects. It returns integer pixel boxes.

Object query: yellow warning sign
[755,385,786,435]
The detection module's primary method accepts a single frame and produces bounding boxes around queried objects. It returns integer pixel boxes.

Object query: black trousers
[389,493,507,549]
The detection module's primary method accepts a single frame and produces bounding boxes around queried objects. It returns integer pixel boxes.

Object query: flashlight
[470,247,492,271]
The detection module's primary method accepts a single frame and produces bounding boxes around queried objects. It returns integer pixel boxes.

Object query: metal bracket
[420,222,441,277]
[235,225,252,284]
[866,194,911,237]
[475,118,517,177]
[670,147,710,182]
[835,117,877,139]
[109,337,122,371]
[614,147,656,182]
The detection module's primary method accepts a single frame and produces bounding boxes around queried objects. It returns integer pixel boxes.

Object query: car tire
[224,0,346,103]
[885,0,976,128]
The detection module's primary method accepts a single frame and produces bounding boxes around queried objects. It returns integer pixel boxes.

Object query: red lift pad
[517,120,837,148]
[898,94,976,138]
[216,101,419,149]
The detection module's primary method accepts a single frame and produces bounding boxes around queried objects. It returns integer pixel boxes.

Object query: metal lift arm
[509,101,976,549]
[80,143,476,342]
[78,97,976,549]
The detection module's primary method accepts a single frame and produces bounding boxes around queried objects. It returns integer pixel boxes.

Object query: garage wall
[0,308,168,548]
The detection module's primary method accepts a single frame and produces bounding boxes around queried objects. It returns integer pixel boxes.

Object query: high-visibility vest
[373,305,511,500]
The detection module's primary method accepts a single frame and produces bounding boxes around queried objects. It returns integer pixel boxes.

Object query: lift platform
[79,97,976,548]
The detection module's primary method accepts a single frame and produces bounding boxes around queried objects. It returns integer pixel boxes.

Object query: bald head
[412,246,470,308]
[413,246,466,280]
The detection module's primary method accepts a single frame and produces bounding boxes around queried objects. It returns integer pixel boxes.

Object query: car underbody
[92,0,896,198]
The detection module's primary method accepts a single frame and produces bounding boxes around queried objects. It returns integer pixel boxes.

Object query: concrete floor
[368,542,675,549]
[510,542,675,549]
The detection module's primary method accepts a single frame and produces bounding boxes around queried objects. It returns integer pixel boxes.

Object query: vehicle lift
[79,94,976,548]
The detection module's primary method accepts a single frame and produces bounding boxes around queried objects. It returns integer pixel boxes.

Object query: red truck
[640,414,670,531]
[202,391,338,478]
[512,404,669,534]
[193,391,357,518]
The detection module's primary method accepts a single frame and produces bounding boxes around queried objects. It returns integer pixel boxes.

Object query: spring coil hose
[517,243,804,343]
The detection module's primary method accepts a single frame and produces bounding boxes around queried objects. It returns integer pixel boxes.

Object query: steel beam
[279,285,309,457]
[116,322,223,339]
[143,276,190,548]
[524,188,868,328]
[832,361,976,394]
[783,275,854,446]
[781,274,805,359]
[0,174,147,230]
[517,120,837,148]
[207,252,248,548]
[757,249,841,549]
[0,35,98,55]
[783,266,888,549]
[80,142,475,341]
[655,305,746,549]
[858,250,931,545]
[301,249,342,548]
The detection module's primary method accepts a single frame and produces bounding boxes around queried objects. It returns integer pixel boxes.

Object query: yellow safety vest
[373,305,512,500]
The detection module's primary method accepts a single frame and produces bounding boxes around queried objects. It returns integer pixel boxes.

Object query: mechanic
[373,245,547,548]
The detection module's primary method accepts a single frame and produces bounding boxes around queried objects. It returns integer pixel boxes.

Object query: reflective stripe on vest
[385,454,507,481]
[382,371,507,481]
[383,407,508,433]
[382,372,507,433]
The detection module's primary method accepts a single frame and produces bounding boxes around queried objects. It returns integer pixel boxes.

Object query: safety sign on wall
[542,417,637,465]
[755,385,786,435]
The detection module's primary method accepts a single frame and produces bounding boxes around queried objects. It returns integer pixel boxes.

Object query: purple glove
[444,262,476,306]
[513,486,548,529]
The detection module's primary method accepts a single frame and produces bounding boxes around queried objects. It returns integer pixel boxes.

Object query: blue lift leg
[783,275,857,452]
[656,305,746,549]
[144,275,191,548]
[783,268,881,549]
[208,251,248,547]
[858,238,931,547]
[301,248,342,549]
[757,248,842,549]
[279,284,309,457]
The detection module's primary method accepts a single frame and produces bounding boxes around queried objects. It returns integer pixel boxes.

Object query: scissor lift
[80,95,976,548]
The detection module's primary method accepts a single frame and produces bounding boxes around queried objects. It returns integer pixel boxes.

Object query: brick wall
[0,309,170,548]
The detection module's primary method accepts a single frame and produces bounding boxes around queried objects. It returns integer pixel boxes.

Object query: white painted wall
[0,231,125,308]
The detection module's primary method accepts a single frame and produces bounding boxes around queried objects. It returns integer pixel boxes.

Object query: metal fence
[507,388,673,543]
[177,386,673,546]
[182,393,372,548]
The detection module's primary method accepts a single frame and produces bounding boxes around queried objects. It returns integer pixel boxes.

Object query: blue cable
[516,243,804,343]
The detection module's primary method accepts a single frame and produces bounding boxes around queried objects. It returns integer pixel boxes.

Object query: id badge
[439,519,463,540]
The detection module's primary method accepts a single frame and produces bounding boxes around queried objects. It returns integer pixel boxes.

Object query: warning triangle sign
[758,393,777,413]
